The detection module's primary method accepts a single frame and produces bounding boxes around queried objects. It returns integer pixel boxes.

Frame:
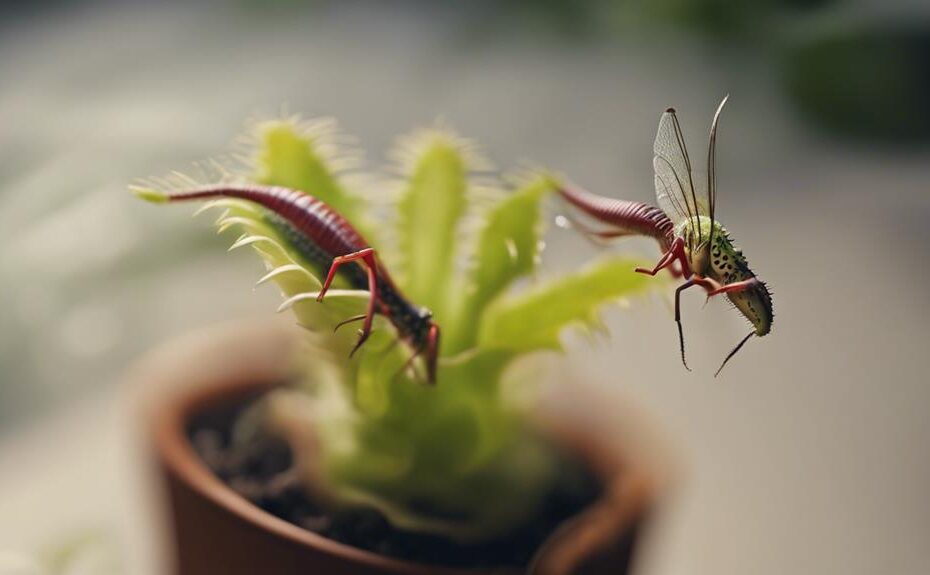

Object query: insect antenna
[715,330,753,377]
[706,95,728,250]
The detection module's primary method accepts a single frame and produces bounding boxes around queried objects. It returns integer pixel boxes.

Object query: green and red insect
[138,185,441,383]
[559,96,773,375]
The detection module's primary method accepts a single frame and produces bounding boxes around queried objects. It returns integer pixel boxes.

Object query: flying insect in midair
[558,96,773,375]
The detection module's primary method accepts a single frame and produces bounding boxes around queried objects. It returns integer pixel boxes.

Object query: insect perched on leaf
[558,96,773,375]
[134,185,441,383]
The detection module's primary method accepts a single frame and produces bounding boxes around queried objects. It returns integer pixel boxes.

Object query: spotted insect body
[679,216,773,337]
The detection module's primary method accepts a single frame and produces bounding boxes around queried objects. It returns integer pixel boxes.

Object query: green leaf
[395,130,470,321]
[252,119,376,244]
[478,257,653,352]
[446,174,558,354]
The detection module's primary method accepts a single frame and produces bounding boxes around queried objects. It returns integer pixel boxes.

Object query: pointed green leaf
[446,175,558,353]
[395,131,469,321]
[478,258,653,352]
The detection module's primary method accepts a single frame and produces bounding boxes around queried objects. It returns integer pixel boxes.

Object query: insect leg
[675,279,698,371]
[715,331,754,377]
[556,213,634,247]
[635,249,677,276]
[318,248,373,301]
[317,248,379,356]
[688,275,723,307]
[636,237,687,277]
[705,277,761,297]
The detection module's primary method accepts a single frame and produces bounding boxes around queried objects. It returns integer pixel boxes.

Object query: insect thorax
[677,217,722,274]
[679,217,773,336]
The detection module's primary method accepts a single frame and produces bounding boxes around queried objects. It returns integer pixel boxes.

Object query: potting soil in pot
[188,395,616,569]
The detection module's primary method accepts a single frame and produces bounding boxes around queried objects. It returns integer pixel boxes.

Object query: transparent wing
[653,108,710,229]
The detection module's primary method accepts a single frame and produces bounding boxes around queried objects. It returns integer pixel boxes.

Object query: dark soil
[188,394,609,569]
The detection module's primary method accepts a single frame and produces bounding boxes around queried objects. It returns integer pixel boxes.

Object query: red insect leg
[687,275,760,307]
[705,277,760,297]
[671,274,761,375]
[635,237,688,277]
[559,212,636,247]
[317,248,379,356]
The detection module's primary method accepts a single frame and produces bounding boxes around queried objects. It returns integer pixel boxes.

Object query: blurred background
[1,0,929,573]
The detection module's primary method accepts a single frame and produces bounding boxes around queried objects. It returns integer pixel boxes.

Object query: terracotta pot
[135,320,672,575]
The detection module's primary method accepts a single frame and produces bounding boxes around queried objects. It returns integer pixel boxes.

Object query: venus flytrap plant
[134,117,655,543]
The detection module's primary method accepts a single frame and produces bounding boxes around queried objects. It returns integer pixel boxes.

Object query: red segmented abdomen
[157,184,436,362]
[559,185,676,250]
[161,185,368,257]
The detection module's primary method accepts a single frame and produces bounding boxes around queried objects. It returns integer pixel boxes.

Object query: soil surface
[189,394,608,569]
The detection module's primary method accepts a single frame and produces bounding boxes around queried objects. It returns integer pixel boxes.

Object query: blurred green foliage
[452,0,929,144]
[785,24,930,144]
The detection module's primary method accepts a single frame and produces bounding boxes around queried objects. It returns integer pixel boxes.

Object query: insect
[558,96,773,376]
[137,184,441,383]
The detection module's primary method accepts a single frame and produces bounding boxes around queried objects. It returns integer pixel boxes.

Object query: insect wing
[653,109,709,227]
